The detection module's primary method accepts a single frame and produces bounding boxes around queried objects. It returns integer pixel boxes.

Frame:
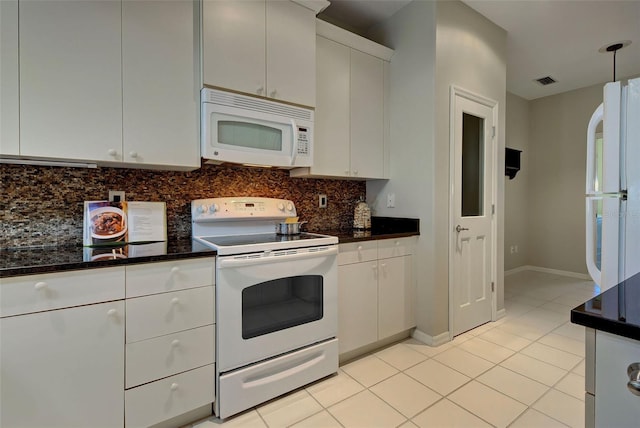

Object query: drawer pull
[170,266,180,274]
[107,308,118,317]
[171,297,180,305]
[395,241,400,246]
[171,339,180,348]
[627,363,640,396]
[357,245,363,251]
[170,383,179,391]
[34,281,47,290]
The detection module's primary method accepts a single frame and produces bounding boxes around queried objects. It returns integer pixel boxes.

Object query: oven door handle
[218,246,338,268]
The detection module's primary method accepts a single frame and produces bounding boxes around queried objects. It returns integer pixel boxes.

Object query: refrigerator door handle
[586,103,604,195]
[586,197,602,286]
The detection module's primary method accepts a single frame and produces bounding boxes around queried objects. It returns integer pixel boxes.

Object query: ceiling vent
[535,76,557,86]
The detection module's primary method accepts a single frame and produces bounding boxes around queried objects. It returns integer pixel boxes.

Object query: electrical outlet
[510,246,515,254]
[318,194,327,208]
[109,190,126,202]
[386,193,395,208]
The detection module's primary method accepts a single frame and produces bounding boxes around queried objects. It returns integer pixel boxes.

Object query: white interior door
[450,89,496,337]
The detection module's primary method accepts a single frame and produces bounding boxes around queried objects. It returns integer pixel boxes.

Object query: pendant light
[599,40,631,82]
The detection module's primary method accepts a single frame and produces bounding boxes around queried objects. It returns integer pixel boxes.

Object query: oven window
[218,121,283,151]
[242,275,323,339]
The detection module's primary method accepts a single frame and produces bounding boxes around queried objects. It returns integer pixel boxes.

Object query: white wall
[527,83,603,274]
[368,0,506,338]
[505,92,530,271]
[367,0,438,337]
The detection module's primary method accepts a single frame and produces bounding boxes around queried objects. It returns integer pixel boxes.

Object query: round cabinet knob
[129,151,138,159]
[353,170,359,176]
[277,203,285,211]
[171,339,180,348]
[170,266,180,274]
[357,245,363,251]
[395,241,400,246]
[108,149,117,156]
[171,297,180,305]
[198,204,208,214]
[344,170,350,175]
[34,281,47,290]
[107,309,118,316]
[256,86,264,95]
[170,383,179,391]
[627,363,640,396]
[270,90,277,98]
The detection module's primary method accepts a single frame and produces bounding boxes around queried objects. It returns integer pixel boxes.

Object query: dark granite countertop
[1,217,419,278]
[571,271,640,341]
[0,239,216,278]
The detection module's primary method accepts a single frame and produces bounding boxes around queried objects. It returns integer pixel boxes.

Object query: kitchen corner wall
[0,163,364,249]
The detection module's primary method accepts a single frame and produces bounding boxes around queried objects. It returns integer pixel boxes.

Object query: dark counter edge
[571,270,640,342]
[571,308,640,342]
[334,231,420,244]
[0,243,217,279]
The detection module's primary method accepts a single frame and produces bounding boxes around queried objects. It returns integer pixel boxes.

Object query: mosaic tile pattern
[0,163,365,249]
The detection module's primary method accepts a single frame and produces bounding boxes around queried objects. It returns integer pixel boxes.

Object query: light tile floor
[193,270,598,428]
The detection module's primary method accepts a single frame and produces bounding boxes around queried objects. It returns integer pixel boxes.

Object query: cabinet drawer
[125,364,215,428]
[126,258,214,298]
[126,286,214,343]
[126,325,215,388]
[338,241,377,265]
[0,267,125,318]
[377,237,415,259]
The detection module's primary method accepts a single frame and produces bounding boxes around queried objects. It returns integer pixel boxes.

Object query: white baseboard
[504,265,591,280]
[412,329,450,346]
[495,308,506,320]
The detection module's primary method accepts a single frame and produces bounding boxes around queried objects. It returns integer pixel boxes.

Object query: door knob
[627,363,640,396]
[456,225,469,233]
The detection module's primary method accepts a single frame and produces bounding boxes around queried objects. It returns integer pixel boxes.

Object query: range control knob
[277,203,285,211]
[209,204,219,213]
[287,203,294,212]
[198,204,208,214]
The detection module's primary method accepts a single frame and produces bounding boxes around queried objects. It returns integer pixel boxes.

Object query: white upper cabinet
[6,0,199,170]
[202,0,266,98]
[122,0,199,169]
[202,0,318,107]
[350,49,384,178]
[290,20,393,180]
[19,0,122,162]
[312,36,350,176]
[0,0,19,156]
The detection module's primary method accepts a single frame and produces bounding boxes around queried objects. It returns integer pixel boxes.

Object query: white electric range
[191,197,339,419]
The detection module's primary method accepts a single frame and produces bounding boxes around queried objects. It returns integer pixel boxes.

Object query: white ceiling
[319,0,640,100]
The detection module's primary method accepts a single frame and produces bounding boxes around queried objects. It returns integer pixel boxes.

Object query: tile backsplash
[1,163,365,249]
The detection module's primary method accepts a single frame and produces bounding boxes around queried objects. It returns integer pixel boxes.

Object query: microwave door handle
[290,119,298,166]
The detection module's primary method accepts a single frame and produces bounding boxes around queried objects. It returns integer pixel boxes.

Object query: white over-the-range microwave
[201,88,314,168]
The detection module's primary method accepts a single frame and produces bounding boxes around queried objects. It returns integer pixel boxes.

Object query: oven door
[216,246,338,372]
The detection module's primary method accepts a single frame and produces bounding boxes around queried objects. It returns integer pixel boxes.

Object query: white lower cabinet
[125,364,215,428]
[591,330,640,427]
[0,301,125,428]
[0,256,216,428]
[338,238,416,355]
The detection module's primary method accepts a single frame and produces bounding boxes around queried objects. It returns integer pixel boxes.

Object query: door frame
[448,85,498,340]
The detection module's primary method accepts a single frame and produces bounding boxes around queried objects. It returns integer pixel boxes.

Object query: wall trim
[412,329,450,346]
[505,265,591,280]
[495,308,506,320]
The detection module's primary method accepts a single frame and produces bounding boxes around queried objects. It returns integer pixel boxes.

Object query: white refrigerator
[586,77,640,291]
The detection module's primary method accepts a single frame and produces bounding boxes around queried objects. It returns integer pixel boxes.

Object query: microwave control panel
[297,127,310,155]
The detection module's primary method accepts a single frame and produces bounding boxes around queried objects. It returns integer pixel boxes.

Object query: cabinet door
[19,0,122,162]
[122,0,199,169]
[595,331,640,426]
[338,262,378,354]
[378,255,415,339]
[202,0,266,97]
[0,0,19,156]
[312,36,350,177]
[265,0,316,106]
[0,301,125,428]
[350,49,384,178]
